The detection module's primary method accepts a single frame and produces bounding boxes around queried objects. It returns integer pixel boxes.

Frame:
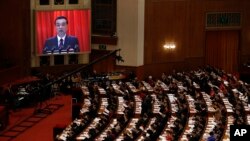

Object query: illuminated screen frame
[35,9,91,56]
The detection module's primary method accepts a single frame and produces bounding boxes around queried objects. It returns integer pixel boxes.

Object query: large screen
[35,9,91,55]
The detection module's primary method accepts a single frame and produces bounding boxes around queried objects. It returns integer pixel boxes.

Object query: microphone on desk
[43,46,48,54]
[43,46,48,51]
[74,44,79,52]
[59,46,62,53]
[67,45,72,53]
[58,45,65,54]
[51,46,56,53]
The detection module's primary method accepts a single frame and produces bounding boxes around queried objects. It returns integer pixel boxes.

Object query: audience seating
[54,66,250,141]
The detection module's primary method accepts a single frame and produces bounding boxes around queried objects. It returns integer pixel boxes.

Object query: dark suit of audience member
[207,131,216,141]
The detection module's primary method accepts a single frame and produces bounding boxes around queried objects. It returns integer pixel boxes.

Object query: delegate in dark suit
[43,35,80,54]
[42,16,80,54]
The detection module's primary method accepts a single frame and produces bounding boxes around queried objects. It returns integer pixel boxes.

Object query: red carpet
[0,94,72,141]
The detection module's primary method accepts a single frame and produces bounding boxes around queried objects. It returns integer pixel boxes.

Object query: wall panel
[144,0,250,78]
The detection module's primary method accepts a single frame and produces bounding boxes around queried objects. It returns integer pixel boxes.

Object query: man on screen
[43,16,80,54]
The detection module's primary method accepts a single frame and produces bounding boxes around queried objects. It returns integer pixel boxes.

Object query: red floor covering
[0,94,72,141]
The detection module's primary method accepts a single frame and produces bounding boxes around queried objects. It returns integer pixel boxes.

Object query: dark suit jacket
[43,35,80,54]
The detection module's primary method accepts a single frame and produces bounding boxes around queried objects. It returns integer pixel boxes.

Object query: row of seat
[56,66,250,141]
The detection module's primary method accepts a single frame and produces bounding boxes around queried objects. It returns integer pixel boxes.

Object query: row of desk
[57,79,250,141]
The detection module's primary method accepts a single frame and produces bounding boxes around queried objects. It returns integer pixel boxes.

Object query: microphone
[74,44,79,52]
[44,46,48,51]
[51,46,56,54]
[67,45,72,53]
[59,46,62,53]
[43,46,48,54]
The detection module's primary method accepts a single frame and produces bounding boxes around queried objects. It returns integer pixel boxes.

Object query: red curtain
[35,10,91,55]
[205,31,239,73]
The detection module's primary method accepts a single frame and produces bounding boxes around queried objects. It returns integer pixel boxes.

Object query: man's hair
[55,16,68,24]
[209,131,214,136]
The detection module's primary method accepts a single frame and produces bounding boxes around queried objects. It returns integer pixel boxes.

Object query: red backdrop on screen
[35,10,91,55]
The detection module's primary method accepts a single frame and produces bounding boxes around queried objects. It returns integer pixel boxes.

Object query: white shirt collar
[57,35,66,41]
[57,35,66,46]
